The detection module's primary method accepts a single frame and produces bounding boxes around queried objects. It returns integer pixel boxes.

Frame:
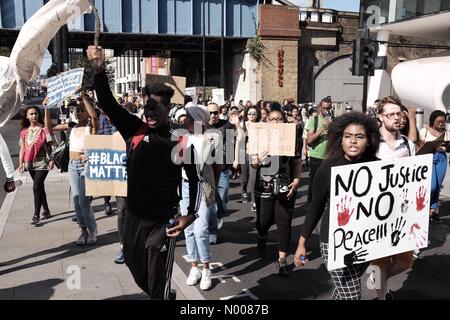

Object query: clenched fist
[86,45,106,74]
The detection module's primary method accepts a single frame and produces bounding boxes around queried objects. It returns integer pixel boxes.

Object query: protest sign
[185,87,197,104]
[145,74,186,105]
[212,88,225,106]
[85,133,127,197]
[247,122,296,156]
[47,68,84,106]
[327,154,432,271]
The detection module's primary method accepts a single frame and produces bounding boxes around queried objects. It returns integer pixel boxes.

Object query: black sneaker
[251,202,257,213]
[241,193,249,204]
[277,258,290,277]
[385,290,394,300]
[430,215,442,224]
[31,214,40,225]
[41,210,51,220]
[72,216,78,222]
[257,235,267,255]
[104,203,113,216]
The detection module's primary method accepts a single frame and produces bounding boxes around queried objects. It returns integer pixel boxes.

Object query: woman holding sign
[45,93,99,245]
[294,112,380,300]
[418,110,448,223]
[18,106,54,225]
[251,109,302,276]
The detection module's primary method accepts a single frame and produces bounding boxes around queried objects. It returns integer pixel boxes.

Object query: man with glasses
[373,96,416,300]
[306,97,332,203]
[207,102,241,244]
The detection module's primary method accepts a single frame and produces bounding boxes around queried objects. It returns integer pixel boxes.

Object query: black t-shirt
[94,71,201,219]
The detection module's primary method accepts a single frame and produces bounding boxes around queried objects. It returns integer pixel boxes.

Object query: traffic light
[362,41,379,76]
[351,38,380,76]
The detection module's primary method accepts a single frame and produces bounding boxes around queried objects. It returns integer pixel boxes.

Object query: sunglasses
[209,111,219,115]
[248,112,257,116]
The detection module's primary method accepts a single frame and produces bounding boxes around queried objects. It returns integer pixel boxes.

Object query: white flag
[0,0,92,127]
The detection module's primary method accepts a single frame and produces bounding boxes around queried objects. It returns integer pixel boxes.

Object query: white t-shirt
[377,133,416,160]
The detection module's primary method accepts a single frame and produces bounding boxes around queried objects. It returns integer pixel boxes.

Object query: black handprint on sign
[344,247,369,266]
[400,188,409,214]
[391,216,407,247]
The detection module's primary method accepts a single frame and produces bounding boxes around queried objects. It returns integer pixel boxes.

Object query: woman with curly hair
[294,112,380,300]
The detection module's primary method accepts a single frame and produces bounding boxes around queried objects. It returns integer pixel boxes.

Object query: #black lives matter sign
[85,133,127,197]
[327,154,432,271]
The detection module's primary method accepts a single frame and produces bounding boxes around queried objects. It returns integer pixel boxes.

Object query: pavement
[0,170,201,300]
[1,169,450,300]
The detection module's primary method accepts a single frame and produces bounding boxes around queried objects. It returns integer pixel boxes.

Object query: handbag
[51,140,70,172]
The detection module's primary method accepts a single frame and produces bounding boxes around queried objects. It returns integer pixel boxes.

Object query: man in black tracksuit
[88,46,200,299]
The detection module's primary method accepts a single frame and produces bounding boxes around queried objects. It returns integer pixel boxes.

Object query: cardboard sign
[212,88,225,106]
[185,87,197,105]
[327,154,432,271]
[247,122,296,156]
[47,68,84,106]
[145,74,186,105]
[85,133,127,197]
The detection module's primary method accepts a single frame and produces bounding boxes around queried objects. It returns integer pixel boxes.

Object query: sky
[322,0,360,12]
[290,0,360,12]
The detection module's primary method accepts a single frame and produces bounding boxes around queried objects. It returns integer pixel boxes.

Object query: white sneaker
[186,267,202,286]
[217,218,223,230]
[75,230,88,245]
[200,268,212,290]
[86,229,98,245]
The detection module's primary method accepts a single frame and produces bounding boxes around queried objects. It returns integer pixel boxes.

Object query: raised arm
[87,45,142,139]
[44,108,68,133]
[81,93,99,134]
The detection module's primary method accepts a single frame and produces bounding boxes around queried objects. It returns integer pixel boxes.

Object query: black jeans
[240,154,257,201]
[255,195,294,253]
[29,170,49,215]
[116,196,127,243]
[307,157,323,203]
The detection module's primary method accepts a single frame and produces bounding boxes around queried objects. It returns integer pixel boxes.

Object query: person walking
[295,112,380,299]
[18,106,54,225]
[252,109,302,276]
[45,94,99,245]
[88,45,201,299]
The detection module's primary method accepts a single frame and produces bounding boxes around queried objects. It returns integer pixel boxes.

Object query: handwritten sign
[212,88,225,106]
[327,154,432,271]
[247,122,296,156]
[145,74,186,105]
[47,68,84,106]
[85,133,127,197]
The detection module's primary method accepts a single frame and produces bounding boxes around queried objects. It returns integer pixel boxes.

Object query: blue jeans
[209,169,230,236]
[69,160,97,233]
[179,180,211,263]
[431,151,447,209]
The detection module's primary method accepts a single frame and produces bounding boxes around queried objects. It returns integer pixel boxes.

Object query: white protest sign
[85,133,127,197]
[0,0,91,127]
[212,88,225,106]
[327,154,432,271]
[247,122,296,156]
[47,68,84,106]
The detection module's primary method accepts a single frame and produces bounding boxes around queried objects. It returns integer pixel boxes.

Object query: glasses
[268,117,283,122]
[209,111,219,115]
[382,112,402,120]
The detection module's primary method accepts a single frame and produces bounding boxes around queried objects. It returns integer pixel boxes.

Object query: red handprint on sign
[416,186,427,212]
[409,223,428,248]
[336,195,354,226]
